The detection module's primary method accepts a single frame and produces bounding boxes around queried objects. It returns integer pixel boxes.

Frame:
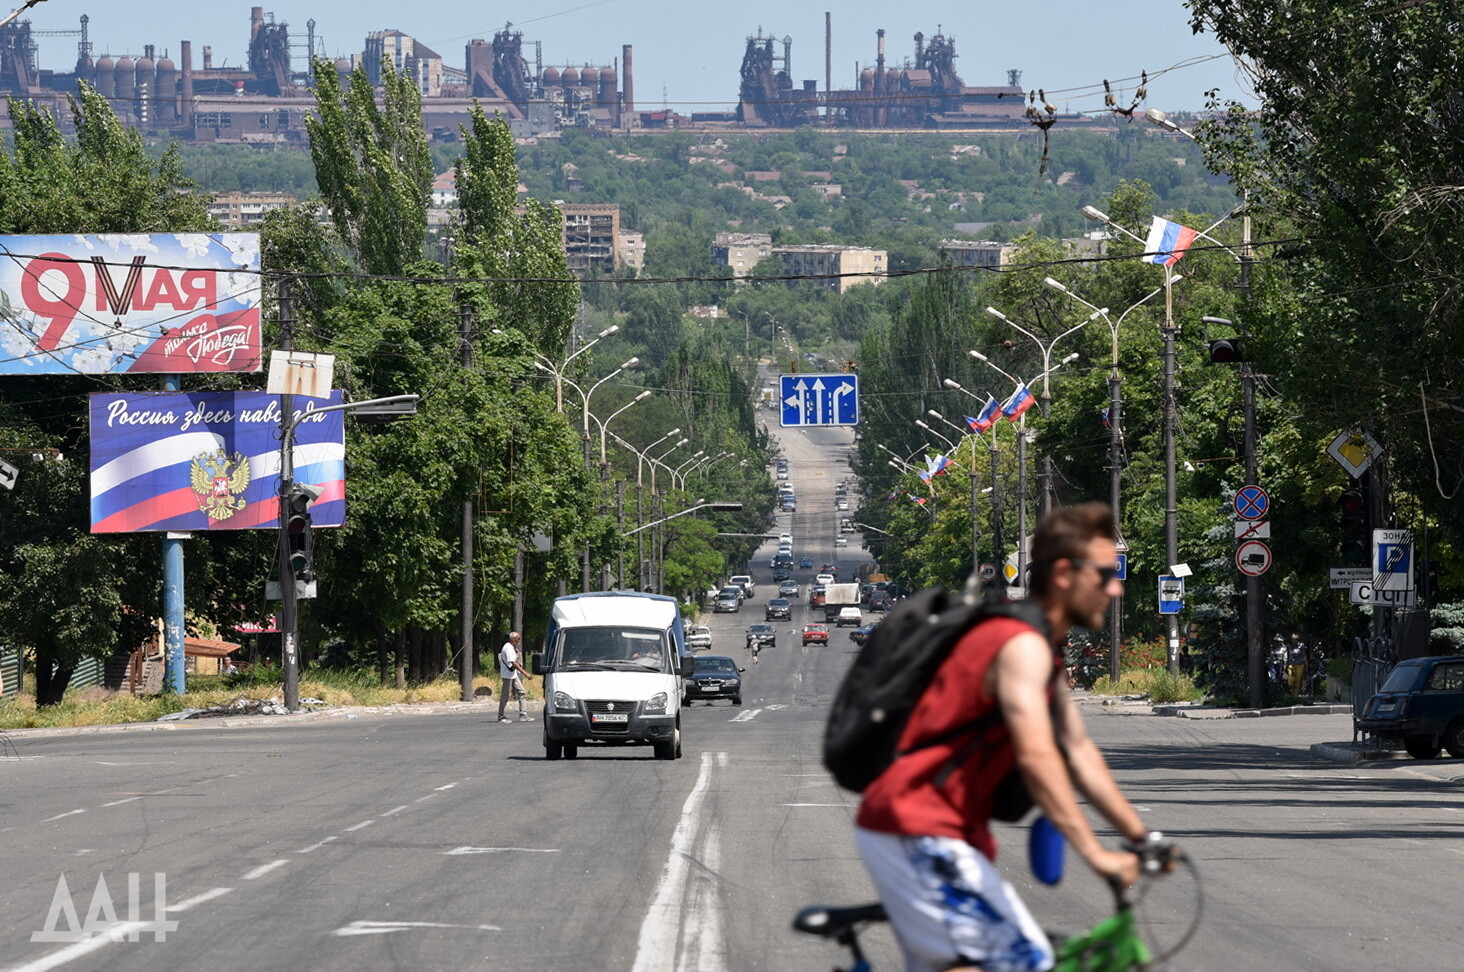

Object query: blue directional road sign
[1115,553,1128,582]
[781,373,859,428]
[1158,575,1184,615]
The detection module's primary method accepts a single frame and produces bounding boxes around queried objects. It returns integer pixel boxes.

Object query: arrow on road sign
[0,457,16,491]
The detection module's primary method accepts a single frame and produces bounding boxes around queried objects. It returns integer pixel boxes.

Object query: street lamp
[672,450,706,491]
[649,437,690,493]
[529,324,619,413]
[942,378,1006,571]
[929,409,988,577]
[591,389,652,466]
[1144,107,1196,140]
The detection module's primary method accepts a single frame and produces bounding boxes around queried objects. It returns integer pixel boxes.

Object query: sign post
[1158,575,1184,615]
[780,374,859,427]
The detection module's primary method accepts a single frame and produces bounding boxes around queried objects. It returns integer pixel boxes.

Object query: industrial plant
[0,7,1068,140]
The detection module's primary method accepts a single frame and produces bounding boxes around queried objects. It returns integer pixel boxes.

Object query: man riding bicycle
[855,503,1155,972]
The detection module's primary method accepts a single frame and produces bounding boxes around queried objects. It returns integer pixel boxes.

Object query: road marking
[298,836,338,854]
[243,860,290,880]
[780,803,847,807]
[7,888,231,972]
[729,709,762,723]
[344,820,374,832]
[433,783,457,791]
[98,798,141,808]
[413,795,434,803]
[382,805,410,816]
[443,846,561,855]
[42,810,84,822]
[679,822,727,972]
[333,920,500,937]
[631,751,722,972]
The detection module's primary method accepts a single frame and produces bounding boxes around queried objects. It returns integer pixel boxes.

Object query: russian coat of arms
[189,449,251,520]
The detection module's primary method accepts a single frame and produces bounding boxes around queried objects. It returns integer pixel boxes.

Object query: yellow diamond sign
[1327,429,1380,479]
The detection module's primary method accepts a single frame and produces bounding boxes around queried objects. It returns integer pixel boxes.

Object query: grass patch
[1090,668,1204,703]
[0,670,517,730]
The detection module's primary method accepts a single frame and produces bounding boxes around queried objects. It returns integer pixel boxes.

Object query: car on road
[781,499,797,512]
[729,574,755,598]
[815,573,835,587]
[821,563,839,577]
[801,623,829,646]
[772,567,792,583]
[799,557,814,569]
[1357,654,1464,758]
[836,500,849,511]
[868,590,893,612]
[714,591,741,613]
[745,623,777,649]
[779,533,793,545]
[686,625,713,650]
[778,580,800,599]
[809,586,827,609]
[835,606,863,627]
[834,536,848,547]
[682,654,744,705]
[850,622,879,646]
[765,598,792,621]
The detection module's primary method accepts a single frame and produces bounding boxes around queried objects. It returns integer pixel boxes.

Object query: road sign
[1234,520,1270,540]
[0,457,16,491]
[1349,582,1415,608]
[780,373,859,428]
[1158,575,1184,615]
[1236,540,1272,576]
[979,563,996,581]
[1329,567,1372,589]
[1373,528,1414,592]
[1327,429,1381,479]
[1233,485,1270,521]
[1115,553,1128,581]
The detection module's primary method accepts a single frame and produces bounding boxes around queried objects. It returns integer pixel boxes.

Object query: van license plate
[592,712,629,724]
[1376,703,1395,713]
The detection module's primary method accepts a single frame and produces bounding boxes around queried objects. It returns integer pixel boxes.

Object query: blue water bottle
[1028,815,1066,885]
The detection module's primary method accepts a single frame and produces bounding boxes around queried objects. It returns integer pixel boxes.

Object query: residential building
[938,239,1012,269]
[711,232,772,278]
[207,191,296,229]
[361,31,444,97]
[558,203,620,276]
[618,231,646,272]
[772,244,887,293]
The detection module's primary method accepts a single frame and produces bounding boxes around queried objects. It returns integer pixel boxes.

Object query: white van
[533,592,692,760]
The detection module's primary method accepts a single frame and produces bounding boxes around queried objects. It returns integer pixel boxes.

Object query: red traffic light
[1207,338,1244,364]
[1338,490,1364,515]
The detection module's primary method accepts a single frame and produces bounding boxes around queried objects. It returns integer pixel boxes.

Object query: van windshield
[556,626,672,672]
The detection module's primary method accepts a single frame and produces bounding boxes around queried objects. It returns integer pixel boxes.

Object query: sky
[24,1,1252,114]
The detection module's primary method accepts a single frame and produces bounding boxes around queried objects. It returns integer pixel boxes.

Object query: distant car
[868,591,893,612]
[772,567,792,583]
[765,598,792,621]
[781,500,797,512]
[809,586,827,608]
[1357,654,1464,758]
[815,573,835,587]
[821,564,839,577]
[850,622,879,646]
[746,623,777,649]
[834,536,848,547]
[683,654,744,705]
[779,580,800,599]
[714,592,741,613]
[836,500,849,511]
[686,625,713,650]
[779,533,793,545]
[730,575,755,598]
[799,557,815,569]
[802,623,829,646]
[836,606,863,627]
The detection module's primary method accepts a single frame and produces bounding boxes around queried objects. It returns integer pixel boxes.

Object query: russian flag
[927,454,951,477]
[973,395,1001,432]
[1143,216,1198,267]
[1002,383,1036,421]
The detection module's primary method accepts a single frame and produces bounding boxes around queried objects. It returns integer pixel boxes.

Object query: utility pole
[1163,271,1181,676]
[989,428,1003,574]
[459,302,475,703]
[1240,213,1263,707]
[276,277,301,711]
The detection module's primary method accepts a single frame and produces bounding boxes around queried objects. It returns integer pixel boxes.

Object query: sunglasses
[1070,559,1121,584]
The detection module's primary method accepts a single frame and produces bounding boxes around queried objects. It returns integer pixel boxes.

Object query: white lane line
[333,920,500,937]
[780,803,846,807]
[42,810,84,822]
[413,795,434,803]
[382,805,411,817]
[631,750,721,972]
[6,888,232,972]
[729,709,762,723]
[443,846,561,855]
[344,820,375,832]
[678,822,727,972]
[433,783,458,791]
[243,860,290,880]
[298,836,338,854]
[98,798,141,808]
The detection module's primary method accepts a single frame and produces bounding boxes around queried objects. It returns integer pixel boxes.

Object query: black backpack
[822,579,1051,800]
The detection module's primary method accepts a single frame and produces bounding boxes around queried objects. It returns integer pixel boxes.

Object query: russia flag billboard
[89,391,345,534]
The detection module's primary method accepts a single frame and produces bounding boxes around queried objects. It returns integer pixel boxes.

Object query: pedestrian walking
[1268,635,1286,683]
[1286,633,1308,695]
[498,632,532,723]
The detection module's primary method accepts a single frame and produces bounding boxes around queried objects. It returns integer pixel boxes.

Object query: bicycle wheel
[1127,852,1203,967]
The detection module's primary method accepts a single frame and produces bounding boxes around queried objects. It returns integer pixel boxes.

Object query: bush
[1089,667,1203,702]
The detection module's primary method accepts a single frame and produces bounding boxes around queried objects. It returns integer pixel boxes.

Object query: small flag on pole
[1002,383,1035,421]
[926,454,951,478]
[973,396,1001,432]
[1143,216,1198,267]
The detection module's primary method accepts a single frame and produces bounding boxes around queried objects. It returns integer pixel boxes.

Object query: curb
[0,699,543,740]
[1148,703,1352,719]
[1310,740,1406,764]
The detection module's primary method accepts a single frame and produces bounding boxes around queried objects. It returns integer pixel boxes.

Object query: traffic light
[1206,336,1246,364]
[1338,486,1370,566]
[285,482,322,581]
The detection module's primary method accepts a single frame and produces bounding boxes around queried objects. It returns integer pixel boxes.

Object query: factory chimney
[622,44,634,129]
[202,45,213,70]
[180,40,194,126]
[251,7,264,43]
[875,29,886,125]
[825,12,832,126]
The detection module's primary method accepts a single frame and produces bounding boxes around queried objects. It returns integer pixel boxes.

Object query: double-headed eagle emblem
[189,448,251,520]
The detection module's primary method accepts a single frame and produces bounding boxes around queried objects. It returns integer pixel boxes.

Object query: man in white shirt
[498,632,532,723]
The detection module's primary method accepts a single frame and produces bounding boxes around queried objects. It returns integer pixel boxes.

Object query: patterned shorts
[856,828,1054,972]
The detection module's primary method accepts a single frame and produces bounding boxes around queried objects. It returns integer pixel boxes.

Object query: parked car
[713,592,741,613]
[686,625,713,650]
[1357,655,1464,758]
[799,557,815,569]
[778,580,800,599]
[801,623,829,646]
[683,654,744,706]
[836,606,863,627]
[849,622,879,646]
[809,586,827,609]
[729,574,755,599]
[765,598,792,621]
[745,623,777,649]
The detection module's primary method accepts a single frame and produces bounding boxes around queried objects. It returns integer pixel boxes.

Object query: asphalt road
[3,422,1462,971]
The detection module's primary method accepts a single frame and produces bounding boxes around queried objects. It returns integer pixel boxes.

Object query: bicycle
[793,837,1199,972]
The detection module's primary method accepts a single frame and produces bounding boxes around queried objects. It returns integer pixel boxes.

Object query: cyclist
[855,503,1155,972]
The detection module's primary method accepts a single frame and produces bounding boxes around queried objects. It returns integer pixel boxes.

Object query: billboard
[0,234,262,374]
[89,391,345,534]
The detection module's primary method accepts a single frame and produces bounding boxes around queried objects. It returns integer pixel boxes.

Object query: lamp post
[607,426,681,591]
[929,409,985,574]
[941,379,1004,573]
[671,450,706,491]
[592,389,653,467]
[529,324,620,413]
[1144,107,1197,141]
[649,437,689,493]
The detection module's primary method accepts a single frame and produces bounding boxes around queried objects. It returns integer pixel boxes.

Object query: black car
[682,654,744,705]
[1357,654,1464,758]
[746,623,777,649]
[772,567,792,583]
[868,591,894,613]
[765,598,792,621]
[850,622,879,646]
